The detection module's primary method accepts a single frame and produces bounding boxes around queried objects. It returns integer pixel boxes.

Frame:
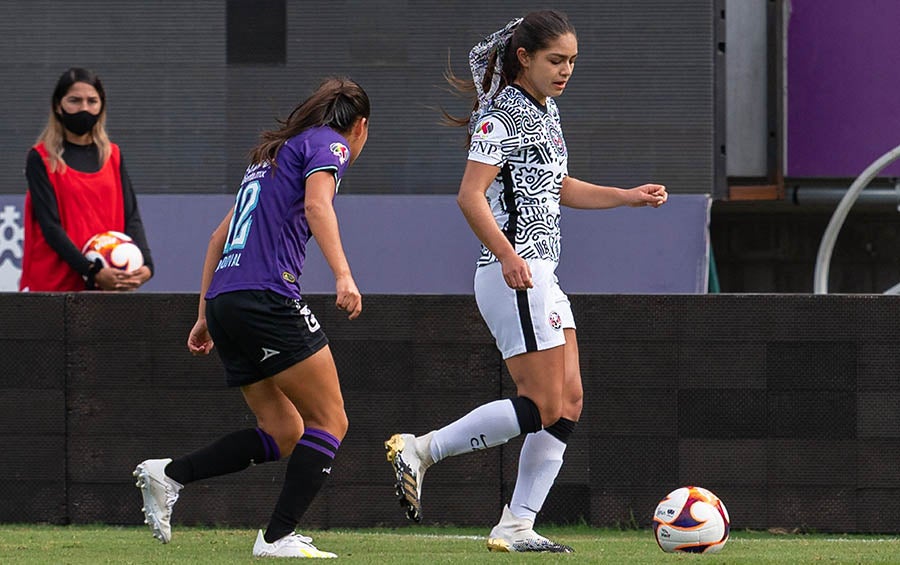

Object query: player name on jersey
[216,252,241,271]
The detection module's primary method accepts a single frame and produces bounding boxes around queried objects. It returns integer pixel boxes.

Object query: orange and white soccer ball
[82,231,144,271]
[653,486,730,554]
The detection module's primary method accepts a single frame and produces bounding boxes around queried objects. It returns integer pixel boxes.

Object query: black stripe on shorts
[516,289,538,352]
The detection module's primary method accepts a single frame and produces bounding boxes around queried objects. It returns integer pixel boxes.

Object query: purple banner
[0,194,710,294]
[788,0,900,177]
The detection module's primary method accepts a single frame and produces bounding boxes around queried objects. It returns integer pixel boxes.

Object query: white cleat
[133,458,182,544]
[252,529,337,558]
[384,432,433,522]
[486,505,574,553]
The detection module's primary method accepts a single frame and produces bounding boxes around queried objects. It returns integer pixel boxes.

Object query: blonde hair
[38,67,111,173]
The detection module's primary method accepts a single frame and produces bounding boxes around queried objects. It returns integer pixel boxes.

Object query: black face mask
[57,109,100,136]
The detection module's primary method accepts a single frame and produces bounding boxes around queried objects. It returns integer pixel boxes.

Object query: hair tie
[467,17,522,134]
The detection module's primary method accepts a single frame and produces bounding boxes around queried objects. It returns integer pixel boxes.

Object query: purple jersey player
[134,77,369,558]
[207,125,353,300]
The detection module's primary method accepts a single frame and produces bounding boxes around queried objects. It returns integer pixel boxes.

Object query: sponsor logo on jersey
[241,161,270,184]
[472,119,494,139]
[282,271,296,283]
[548,311,562,330]
[330,142,349,164]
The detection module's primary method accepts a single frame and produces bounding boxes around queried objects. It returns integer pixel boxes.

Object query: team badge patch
[549,311,562,331]
[330,142,349,164]
[549,124,567,156]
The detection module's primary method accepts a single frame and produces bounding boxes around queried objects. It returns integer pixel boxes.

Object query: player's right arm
[188,207,232,355]
[456,160,533,290]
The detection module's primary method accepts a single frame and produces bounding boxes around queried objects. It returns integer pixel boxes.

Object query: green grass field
[1,525,898,564]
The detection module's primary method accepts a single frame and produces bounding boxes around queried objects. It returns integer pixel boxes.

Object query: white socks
[508,430,567,522]
[429,399,522,463]
[424,400,568,524]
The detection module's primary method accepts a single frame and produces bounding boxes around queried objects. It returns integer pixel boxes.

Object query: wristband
[85,259,103,290]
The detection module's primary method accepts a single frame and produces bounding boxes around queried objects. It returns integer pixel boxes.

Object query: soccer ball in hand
[82,231,144,271]
[653,486,730,553]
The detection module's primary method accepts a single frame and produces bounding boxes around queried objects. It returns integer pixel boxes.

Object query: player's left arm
[306,171,362,320]
[560,176,667,209]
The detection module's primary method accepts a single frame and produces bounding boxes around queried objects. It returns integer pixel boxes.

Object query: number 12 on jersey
[224,180,261,254]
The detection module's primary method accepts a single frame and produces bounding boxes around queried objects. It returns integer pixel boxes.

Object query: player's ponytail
[249,77,370,165]
[442,10,575,143]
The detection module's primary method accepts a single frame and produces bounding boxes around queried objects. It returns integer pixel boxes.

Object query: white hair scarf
[467,17,522,134]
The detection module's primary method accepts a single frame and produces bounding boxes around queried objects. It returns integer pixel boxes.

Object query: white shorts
[474,259,575,359]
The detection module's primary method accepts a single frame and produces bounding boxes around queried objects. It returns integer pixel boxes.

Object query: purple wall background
[0,194,710,294]
[788,0,900,177]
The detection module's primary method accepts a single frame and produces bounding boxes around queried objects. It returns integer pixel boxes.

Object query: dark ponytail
[249,77,370,165]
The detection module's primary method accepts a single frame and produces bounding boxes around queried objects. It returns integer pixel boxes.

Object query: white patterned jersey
[467,84,568,267]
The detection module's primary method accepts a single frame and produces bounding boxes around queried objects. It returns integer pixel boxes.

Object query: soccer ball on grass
[652,486,730,553]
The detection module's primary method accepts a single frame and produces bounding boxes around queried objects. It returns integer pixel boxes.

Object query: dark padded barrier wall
[0,295,67,523]
[2,293,899,532]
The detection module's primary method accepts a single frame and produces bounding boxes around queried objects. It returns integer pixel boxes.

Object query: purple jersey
[206,125,351,300]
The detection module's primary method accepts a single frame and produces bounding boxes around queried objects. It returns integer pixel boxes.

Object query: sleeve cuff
[467,153,503,167]
[84,259,103,289]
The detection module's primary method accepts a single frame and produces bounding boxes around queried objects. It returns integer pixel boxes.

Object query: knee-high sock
[264,428,339,543]
[429,397,541,463]
[164,428,280,485]
[508,418,576,522]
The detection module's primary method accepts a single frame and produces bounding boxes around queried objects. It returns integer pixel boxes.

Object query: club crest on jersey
[472,119,494,139]
[550,124,567,156]
[549,311,562,331]
[330,142,349,164]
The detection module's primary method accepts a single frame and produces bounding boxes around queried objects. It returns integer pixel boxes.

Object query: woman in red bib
[20,67,153,292]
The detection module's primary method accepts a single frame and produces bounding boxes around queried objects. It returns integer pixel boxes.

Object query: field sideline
[2,525,899,564]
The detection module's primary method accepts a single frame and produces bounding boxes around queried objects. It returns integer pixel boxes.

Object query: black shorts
[205,290,329,387]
